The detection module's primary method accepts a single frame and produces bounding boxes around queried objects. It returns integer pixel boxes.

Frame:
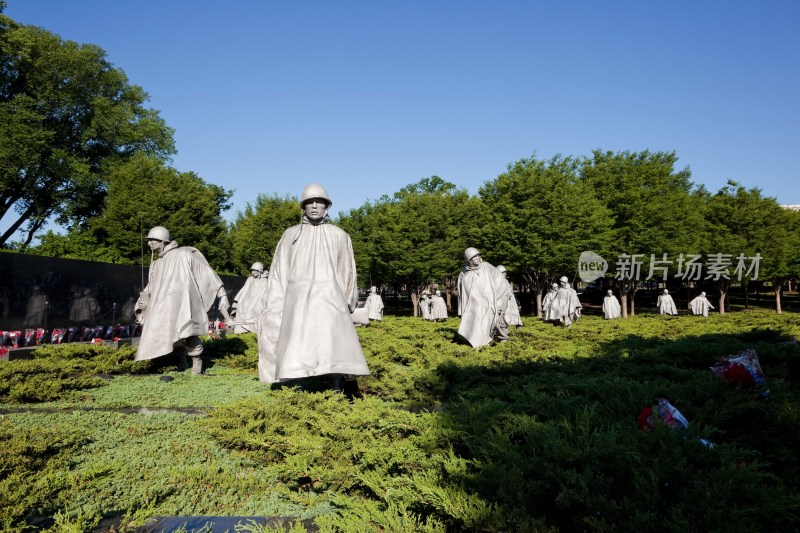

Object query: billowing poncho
[689,295,714,317]
[419,296,431,319]
[602,294,622,319]
[541,289,557,318]
[546,286,582,326]
[365,293,384,321]
[135,241,225,360]
[504,281,523,327]
[430,294,448,320]
[657,293,678,315]
[257,218,370,383]
[457,262,510,347]
[232,275,269,333]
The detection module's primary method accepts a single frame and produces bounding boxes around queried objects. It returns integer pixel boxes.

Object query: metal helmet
[370,286,377,293]
[559,275,569,283]
[664,289,669,294]
[300,183,332,208]
[146,226,170,242]
[497,265,507,273]
[464,247,480,261]
[250,262,265,273]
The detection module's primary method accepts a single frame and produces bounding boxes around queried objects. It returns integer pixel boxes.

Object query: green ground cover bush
[0,313,799,531]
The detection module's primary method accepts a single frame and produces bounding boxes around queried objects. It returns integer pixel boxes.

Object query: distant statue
[135,226,231,374]
[497,265,522,328]
[457,247,511,346]
[231,262,269,333]
[69,287,100,323]
[419,291,432,320]
[256,184,370,388]
[430,290,448,321]
[23,286,48,327]
[602,290,622,320]
[689,291,714,317]
[545,276,582,327]
[657,289,678,316]
[365,286,384,322]
[541,283,559,320]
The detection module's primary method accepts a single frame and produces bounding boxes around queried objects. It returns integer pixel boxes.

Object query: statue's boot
[191,356,204,375]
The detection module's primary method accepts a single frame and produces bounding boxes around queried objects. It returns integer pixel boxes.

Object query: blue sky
[6,1,800,221]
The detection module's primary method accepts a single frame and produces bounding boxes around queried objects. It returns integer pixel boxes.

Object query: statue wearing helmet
[497,265,522,328]
[602,289,622,320]
[230,261,270,333]
[541,282,559,319]
[545,275,582,327]
[689,291,714,317]
[257,183,370,387]
[429,289,448,322]
[135,226,231,374]
[657,288,678,316]
[300,183,332,208]
[457,247,512,347]
[365,285,384,322]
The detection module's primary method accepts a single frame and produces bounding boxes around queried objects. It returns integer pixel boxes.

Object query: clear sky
[6,0,800,221]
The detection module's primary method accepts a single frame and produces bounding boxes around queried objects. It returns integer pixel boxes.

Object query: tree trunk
[0,203,37,246]
[620,293,629,318]
[744,281,750,309]
[534,290,543,318]
[775,283,783,314]
[445,291,452,310]
[411,291,419,317]
[629,293,635,317]
[718,290,726,315]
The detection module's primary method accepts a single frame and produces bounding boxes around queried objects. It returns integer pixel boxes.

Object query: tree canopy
[31,154,233,271]
[338,176,482,301]
[477,154,614,315]
[0,11,174,247]
[228,193,301,275]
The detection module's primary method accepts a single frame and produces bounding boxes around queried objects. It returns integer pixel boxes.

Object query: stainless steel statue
[657,289,678,316]
[689,291,714,317]
[457,247,511,346]
[256,184,370,386]
[430,290,448,321]
[365,286,384,322]
[602,289,621,320]
[545,276,582,327]
[230,262,269,333]
[135,226,231,374]
[497,265,522,328]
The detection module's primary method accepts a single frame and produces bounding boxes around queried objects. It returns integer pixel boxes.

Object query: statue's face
[468,255,482,267]
[607,290,612,296]
[251,270,260,278]
[303,198,328,222]
[147,239,165,253]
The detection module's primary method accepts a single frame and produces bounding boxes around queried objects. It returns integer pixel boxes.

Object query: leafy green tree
[581,150,706,316]
[701,181,766,314]
[228,193,301,275]
[478,154,615,317]
[31,154,233,271]
[0,10,174,246]
[338,176,482,315]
